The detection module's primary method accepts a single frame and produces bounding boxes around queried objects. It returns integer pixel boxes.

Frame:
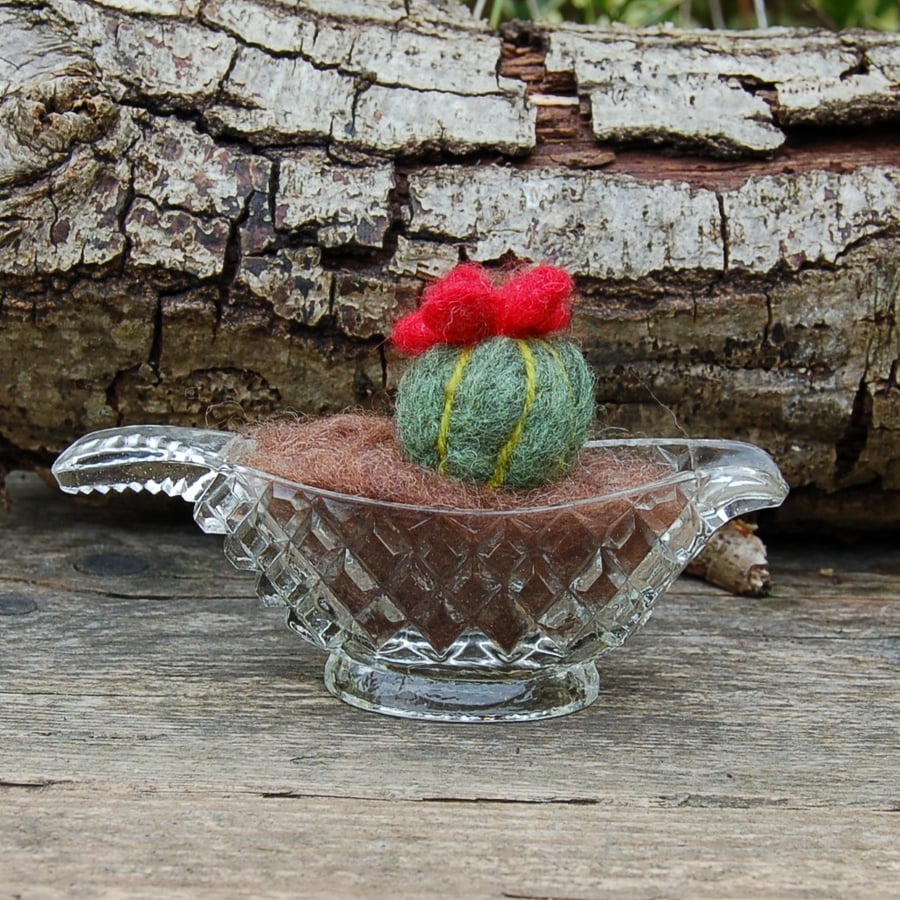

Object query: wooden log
[1,1,899,530]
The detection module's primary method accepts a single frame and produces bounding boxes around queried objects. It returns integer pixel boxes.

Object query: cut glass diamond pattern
[190,473,701,659]
[72,433,781,665]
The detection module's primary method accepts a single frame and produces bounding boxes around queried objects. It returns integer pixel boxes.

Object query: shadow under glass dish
[53,426,788,722]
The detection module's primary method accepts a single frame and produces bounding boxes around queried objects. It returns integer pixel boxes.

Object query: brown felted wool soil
[237,413,673,509]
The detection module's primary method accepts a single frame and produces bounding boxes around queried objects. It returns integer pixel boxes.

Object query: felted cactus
[393,264,595,489]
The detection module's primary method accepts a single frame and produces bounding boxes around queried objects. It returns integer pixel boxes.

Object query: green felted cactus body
[395,336,594,489]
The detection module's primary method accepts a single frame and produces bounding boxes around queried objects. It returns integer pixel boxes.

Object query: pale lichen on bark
[544,27,900,156]
[722,167,900,271]
[0,0,898,528]
[406,166,726,279]
[275,149,394,248]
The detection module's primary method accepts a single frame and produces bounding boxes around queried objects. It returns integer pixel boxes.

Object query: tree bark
[1,0,899,529]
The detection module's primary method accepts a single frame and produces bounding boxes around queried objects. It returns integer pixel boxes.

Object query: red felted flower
[420,264,499,346]
[497,264,573,339]
[392,262,574,355]
[391,311,436,356]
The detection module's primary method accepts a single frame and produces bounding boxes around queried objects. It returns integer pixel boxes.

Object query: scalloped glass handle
[52,425,237,503]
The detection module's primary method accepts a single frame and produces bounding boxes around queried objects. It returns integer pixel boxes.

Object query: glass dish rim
[225,436,770,519]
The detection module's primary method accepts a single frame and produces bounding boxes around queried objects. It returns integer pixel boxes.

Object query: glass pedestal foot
[323,645,600,723]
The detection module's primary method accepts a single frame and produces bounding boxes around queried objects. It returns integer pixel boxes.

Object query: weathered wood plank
[3,791,899,898]
[1,473,897,803]
[405,163,900,277]
[1,473,898,896]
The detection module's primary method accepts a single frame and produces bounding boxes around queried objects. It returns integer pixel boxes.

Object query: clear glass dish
[53,425,788,722]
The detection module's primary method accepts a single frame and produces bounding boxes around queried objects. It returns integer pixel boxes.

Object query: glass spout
[685,439,789,532]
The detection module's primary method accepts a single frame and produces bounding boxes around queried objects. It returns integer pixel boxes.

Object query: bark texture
[1,0,899,529]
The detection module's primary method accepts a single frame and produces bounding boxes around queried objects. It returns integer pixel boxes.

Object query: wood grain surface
[1,471,898,897]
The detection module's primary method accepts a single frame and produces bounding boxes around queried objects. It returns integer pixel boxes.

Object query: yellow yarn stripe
[541,340,576,477]
[436,347,472,475]
[488,340,537,488]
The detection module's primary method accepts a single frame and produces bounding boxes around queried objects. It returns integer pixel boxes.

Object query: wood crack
[252,791,834,811]
[0,779,71,791]
[260,792,601,806]
[716,191,730,271]
[214,187,256,333]
[834,376,874,483]
[148,294,164,374]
